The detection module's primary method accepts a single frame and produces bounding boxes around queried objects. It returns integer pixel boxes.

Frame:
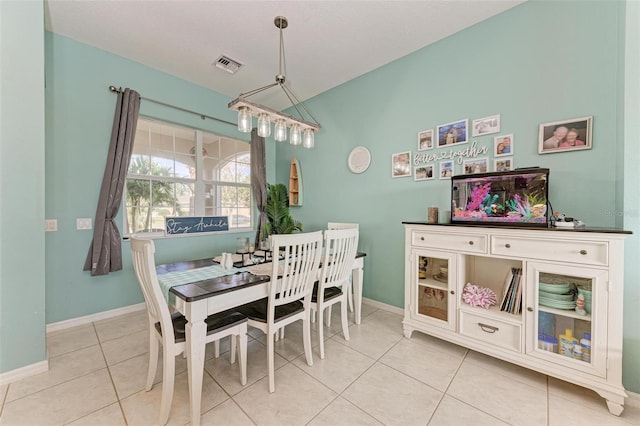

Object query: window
[125,118,251,235]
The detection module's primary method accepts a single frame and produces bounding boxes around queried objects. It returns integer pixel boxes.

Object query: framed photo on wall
[439,161,454,179]
[472,114,500,136]
[494,157,514,172]
[437,119,468,147]
[538,116,593,154]
[463,157,489,174]
[414,165,434,181]
[392,151,412,178]
[418,129,434,151]
[494,134,514,157]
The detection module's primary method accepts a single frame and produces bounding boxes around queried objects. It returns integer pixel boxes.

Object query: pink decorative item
[466,183,492,211]
[462,283,497,309]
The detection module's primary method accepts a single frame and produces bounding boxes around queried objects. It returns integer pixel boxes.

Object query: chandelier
[228,16,321,149]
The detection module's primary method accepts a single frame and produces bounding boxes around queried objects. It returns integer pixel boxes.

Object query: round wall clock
[347,146,371,174]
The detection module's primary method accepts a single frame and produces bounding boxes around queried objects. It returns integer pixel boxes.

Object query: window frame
[123,117,253,238]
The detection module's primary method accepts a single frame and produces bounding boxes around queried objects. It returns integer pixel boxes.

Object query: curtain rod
[108,85,236,127]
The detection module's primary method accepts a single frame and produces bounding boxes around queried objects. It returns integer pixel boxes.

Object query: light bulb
[237,107,252,133]
[290,124,301,146]
[302,128,315,149]
[274,120,287,142]
[257,113,271,137]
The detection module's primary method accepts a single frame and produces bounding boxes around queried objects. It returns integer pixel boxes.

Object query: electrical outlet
[45,219,58,232]
[77,218,92,230]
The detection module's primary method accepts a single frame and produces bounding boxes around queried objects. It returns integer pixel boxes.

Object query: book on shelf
[500,267,523,314]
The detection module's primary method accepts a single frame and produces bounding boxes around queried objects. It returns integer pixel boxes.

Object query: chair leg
[303,316,314,367]
[230,335,237,364]
[341,297,350,341]
[158,349,176,426]
[267,331,276,393]
[146,333,159,391]
[326,305,332,327]
[214,340,220,359]
[348,283,354,312]
[317,305,325,359]
[238,332,247,386]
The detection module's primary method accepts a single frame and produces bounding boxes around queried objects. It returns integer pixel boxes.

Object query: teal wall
[275,1,639,392]
[44,33,275,324]
[2,0,636,396]
[0,1,47,372]
[622,0,640,396]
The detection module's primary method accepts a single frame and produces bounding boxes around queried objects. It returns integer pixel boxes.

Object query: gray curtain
[250,129,267,247]
[84,88,140,276]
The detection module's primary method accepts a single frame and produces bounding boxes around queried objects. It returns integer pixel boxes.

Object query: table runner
[158,264,245,302]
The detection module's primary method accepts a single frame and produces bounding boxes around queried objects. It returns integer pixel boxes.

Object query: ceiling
[44,0,525,110]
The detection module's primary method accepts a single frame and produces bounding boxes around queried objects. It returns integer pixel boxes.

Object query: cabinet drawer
[412,231,487,254]
[459,310,521,352]
[491,236,608,266]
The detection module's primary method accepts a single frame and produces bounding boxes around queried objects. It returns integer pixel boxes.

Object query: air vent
[214,55,243,74]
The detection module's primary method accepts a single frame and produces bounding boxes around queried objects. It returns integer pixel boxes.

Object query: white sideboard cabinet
[402,222,631,415]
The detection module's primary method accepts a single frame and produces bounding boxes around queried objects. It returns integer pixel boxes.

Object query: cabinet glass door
[412,249,456,330]
[526,262,607,377]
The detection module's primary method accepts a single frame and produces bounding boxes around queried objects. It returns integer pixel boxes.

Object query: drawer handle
[468,241,474,245]
[450,290,455,295]
[505,243,511,248]
[527,307,533,312]
[478,323,499,333]
[420,237,425,241]
[580,249,587,255]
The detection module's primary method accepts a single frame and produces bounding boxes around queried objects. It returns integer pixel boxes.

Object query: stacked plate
[539,281,576,310]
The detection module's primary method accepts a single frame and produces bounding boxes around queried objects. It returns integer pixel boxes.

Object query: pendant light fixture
[228,16,321,148]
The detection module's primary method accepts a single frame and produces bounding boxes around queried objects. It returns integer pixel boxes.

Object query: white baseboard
[46,303,146,333]
[0,360,48,386]
[362,297,403,316]
[627,390,640,409]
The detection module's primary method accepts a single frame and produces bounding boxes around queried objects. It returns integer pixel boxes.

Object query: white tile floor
[1,305,638,426]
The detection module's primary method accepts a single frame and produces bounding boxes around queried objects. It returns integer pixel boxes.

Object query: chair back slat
[130,237,175,345]
[269,232,323,310]
[319,228,359,293]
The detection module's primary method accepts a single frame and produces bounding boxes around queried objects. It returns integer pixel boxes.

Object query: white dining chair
[327,222,359,312]
[130,237,248,425]
[312,228,359,359]
[237,231,323,393]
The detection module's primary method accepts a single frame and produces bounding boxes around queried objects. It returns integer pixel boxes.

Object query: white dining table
[156,253,365,426]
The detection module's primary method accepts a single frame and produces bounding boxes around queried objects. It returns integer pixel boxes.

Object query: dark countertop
[401,221,632,235]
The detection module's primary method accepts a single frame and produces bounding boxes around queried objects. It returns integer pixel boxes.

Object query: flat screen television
[451,167,550,227]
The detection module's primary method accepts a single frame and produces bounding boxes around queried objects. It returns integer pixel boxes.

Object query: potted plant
[263,183,302,237]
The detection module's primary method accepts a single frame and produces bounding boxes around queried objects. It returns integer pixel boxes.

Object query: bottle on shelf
[581,333,591,362]
[559,329,579,357]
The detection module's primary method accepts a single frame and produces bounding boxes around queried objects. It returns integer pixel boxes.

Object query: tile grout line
[92,321,130,426]
[425,348,511,425]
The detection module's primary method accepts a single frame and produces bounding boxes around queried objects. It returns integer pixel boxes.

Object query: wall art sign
[413,140,489,165]
[165,216,229,235]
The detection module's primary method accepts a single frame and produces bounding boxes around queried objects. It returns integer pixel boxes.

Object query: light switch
[77,218,92,230]
[45,219,58,232]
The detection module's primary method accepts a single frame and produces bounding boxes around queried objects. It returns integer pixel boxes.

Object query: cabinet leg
[403,325,413,339]
[605,399,624,416]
